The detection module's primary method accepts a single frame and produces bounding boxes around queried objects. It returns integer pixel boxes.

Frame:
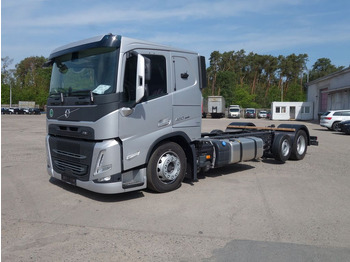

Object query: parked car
[338,120,350,135]
[2,108,10,114]
[258,110,267,118]
[22,108,30,114]
[266,111,272,119]
[13,108,25,114]
[29,108,41,115]
[245,108,256,118]
[320,110,350,131]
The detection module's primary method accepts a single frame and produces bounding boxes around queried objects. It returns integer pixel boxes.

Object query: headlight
[94,150,112,175]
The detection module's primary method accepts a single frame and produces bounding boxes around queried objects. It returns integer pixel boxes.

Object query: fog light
[98,176,111,182]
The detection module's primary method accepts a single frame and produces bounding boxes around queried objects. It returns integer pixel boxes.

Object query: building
[307,67,350,120]
[271,102,313,120]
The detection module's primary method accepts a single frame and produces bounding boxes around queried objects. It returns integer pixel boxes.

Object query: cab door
[171,54,202,139]
[118,51,172,171]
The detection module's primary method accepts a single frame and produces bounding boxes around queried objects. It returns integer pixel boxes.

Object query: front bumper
[48,169,146,194]
[46,136,146,194]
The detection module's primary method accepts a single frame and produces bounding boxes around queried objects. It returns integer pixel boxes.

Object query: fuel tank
[210,137,264,167]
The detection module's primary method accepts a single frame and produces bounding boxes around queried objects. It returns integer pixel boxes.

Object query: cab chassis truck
[45,34,318,194]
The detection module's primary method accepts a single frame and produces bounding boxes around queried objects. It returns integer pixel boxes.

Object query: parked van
[228,105,241,118]
[245,108,256,118]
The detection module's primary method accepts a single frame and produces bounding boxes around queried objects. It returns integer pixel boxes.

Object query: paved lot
[2,115,350,261]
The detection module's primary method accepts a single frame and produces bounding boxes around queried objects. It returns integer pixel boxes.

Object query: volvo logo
[64,109,71,118]
[56,108,79,120]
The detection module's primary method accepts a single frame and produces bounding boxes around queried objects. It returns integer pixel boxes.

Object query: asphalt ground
[1,114,350,261]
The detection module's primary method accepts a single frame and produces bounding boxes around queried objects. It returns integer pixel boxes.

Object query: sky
[1,0,350,70]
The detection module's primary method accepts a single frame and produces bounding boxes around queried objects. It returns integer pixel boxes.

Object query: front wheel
[147,142,186,193]
[272,134,292,162]
[290,130,307,160]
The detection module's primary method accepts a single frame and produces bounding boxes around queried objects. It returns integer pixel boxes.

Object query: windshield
[49,47,118,97]
[230,108,239,112]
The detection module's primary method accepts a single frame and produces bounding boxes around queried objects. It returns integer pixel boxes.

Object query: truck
[45,34,318,194]
[228,105,241,118]
[207,96,225,118]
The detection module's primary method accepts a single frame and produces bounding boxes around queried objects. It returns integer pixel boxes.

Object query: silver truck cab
[46,34,206,194]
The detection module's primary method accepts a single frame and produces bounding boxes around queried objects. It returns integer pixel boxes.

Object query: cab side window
[123,54,167,103]
[144,55,167,98]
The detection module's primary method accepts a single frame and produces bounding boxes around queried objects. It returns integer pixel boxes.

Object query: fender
[145,131,196,179]
[277,124,311,145]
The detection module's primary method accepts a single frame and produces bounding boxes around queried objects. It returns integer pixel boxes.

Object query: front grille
[53,149,86,159]
[53,159,87,176]
[49,136,95,181]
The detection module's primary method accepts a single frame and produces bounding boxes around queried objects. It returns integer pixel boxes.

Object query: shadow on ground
[204,239,350,262]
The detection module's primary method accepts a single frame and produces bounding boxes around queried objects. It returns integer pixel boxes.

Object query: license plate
[61,174,76,186]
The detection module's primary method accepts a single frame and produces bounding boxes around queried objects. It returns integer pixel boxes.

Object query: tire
[332,121,341,131]
[210,129,223,135]
[226,122,256,132]
[227,122,256,127]
[272,134,292,162]
[290,130,307,160]
[147,142,186,193]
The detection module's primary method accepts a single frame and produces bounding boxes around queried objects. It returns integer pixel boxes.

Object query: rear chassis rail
[196,123,318,176]
[201,129,276,157]
[225,124,318,146]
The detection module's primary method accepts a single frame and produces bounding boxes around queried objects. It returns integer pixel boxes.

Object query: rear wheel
[332,121,341,131]
[272,134,292,162]
[210,129,223,135]
[147,142,186,193]
[290,130,307,160]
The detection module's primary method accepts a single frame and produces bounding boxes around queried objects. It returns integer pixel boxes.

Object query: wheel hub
[281,139,291,156]
[297,136,306,155]
[157,152,181,182]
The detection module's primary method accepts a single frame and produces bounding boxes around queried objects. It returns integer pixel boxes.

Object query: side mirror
[121,53,151,117]
[199,56,207,89]
[135,54,150,103]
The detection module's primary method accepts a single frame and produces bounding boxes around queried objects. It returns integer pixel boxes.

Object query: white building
[271,102,313,120]
[306,67,350,120]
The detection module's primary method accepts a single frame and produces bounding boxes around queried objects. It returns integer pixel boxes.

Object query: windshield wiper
[69,89,96,103]
[49,88,67,97]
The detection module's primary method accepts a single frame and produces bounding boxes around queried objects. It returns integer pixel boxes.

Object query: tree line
[203,51,344,108]
[1,52,344,109]
[2,56,51,108]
